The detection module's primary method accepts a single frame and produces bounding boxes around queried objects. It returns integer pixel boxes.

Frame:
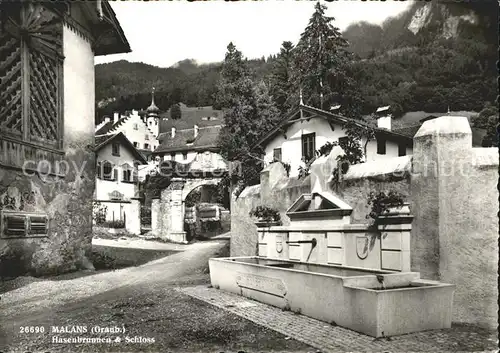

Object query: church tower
[146,87,160,138]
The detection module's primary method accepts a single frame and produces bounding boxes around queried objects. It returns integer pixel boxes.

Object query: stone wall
[230,162,310,257]
[340,156,412,223]
[411,116,498,329]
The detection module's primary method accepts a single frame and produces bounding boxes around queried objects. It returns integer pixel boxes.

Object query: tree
[216,43,280,195]
[170,103,182,120]
[473,102,499,147]
[270,41,295,115]
[288,2,362,119]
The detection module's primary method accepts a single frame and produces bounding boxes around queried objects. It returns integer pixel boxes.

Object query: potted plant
[366,191,409,227]
[249,206,281,227]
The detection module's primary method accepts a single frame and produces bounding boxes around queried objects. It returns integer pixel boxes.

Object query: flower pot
[255,218,281,228]
[384,203,410,216]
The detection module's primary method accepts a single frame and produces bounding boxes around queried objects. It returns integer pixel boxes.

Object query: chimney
[104,116,110,124]
[194,124,199,138]
[375,106,391,131]
[113,112,120,124]
[171,127,176,138]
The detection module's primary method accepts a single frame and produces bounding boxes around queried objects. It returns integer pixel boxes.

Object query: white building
[95,132,147,202]
[154,103,226,169]
[255,104,414,178]
[95,91,161,180]
[0,0,130,274]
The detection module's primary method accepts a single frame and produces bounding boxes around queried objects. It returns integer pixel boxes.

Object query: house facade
[154,103,226,170]
[95,133,146,225]
[96,92,162,181]
[0,1,130,276]
[256,104,414,178]
[95,133,146,202]
[96,110,159,152]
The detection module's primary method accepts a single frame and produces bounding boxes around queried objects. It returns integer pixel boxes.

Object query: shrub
[101,220,125,229]
[249,206,281,222]
[366,191,406,224]
[93,201,107,225]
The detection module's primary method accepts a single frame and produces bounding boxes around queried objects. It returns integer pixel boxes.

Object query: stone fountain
[209,148,455,337]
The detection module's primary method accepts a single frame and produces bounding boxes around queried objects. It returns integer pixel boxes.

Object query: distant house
[95,132,147,202]
[0,0,130,276]
[391,114,488,147]
[96,91,161,180]
[255,104,413,178]
[154,103,226,170]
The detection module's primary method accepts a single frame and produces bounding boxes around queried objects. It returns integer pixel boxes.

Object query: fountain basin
[209,257,455,337]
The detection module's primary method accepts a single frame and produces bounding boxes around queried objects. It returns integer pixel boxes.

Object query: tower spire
[147,86,160,114]
[299,88,304,106]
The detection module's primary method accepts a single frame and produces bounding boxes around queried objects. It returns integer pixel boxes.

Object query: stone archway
[154,177,222,243]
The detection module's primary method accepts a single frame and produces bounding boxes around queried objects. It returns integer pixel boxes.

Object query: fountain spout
[286,238,317,248]
[376,275,386,290]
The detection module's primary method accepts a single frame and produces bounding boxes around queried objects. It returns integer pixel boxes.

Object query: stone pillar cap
[415,116,471,138]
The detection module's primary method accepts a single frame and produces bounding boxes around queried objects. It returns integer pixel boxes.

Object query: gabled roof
[95,116,131,135]
[254,104,413,149]
[92,1,131,56]
[95,132,147,164]
[154,126,222,154]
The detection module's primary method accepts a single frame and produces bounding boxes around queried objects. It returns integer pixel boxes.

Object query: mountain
[95,1,497,123]
[344,1,497,115]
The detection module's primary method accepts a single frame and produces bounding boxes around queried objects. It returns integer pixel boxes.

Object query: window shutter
[28,215,48,235]
[97,162,102,179]
[3,214,27,237]
[113,169,118,181]
[1,211,48,238]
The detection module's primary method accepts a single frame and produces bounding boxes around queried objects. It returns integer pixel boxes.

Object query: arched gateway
[151,156,227,243]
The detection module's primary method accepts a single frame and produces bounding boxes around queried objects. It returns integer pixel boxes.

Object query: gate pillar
[160,178,188,243]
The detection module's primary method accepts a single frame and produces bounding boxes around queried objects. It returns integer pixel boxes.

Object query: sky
[96,0,412,68]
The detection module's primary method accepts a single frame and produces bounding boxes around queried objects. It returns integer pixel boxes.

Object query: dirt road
[0,239,313,353]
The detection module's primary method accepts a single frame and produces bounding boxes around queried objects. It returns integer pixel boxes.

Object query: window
[0,3,64,167]
[301,133,316,161]
[144,143,149,149]
[133,142,138,147]
[112,143,120,156]
[377,137,386,155]
[273,148,282,162]
[122,165,132,182]
[133,123,138,130]
[170,153,175,160]
[398,143,406,157]
[183,152,187,160]
[145,135,149,140]
[102,162,113,181]
[338,136,349,147]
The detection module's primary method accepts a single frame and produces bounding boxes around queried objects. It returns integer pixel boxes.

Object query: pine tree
[289,2,362,118]
[270,41,295,115]
[170,103,182,120]
[216,43,280,192]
